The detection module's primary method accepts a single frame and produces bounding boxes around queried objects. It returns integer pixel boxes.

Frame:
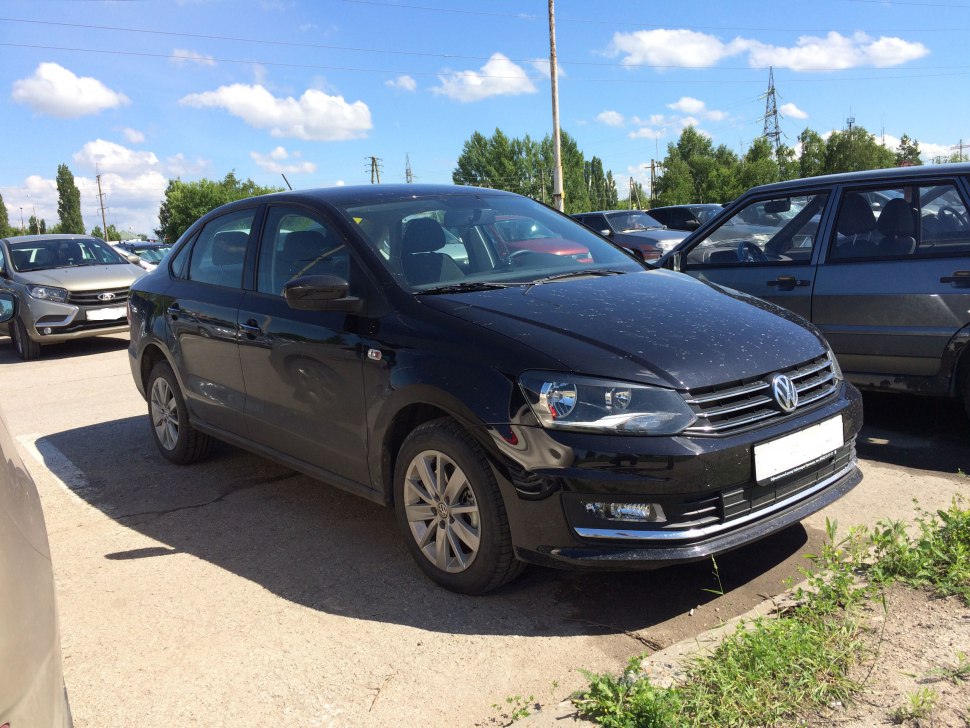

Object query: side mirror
[126,254,142,265]
[0,291,15,324]
[671,252,683,272]
[624,247,646,264]
[684,219,701,231]
[599,229,612,237]
[284,274,362,312]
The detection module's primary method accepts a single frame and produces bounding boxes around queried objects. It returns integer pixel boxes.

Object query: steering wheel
[938,205,968,230]
[737,240,768,263]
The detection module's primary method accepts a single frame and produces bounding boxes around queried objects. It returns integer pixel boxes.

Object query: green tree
[823,125,895,174]
[604,171,619,209]
[894,134,922,166]
[38,218,46,234]
[0,194,11,237]
[56,163,85,234]
[156,172,282,242]
[91,225,104,239]
[627,180,646,209]
[798,129,826,178]
[738,137,780,190]
[776,144,799,181]
[27,215,41,235]
[654,151,695,206]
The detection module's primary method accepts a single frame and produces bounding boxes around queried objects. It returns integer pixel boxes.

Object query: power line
[760,67,782,154]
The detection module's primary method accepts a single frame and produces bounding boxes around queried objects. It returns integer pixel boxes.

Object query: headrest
[283,230,326,260]
[212,230,248,266]
[402,218,447,254]
[876,198,916,236]
[836,194,877,236]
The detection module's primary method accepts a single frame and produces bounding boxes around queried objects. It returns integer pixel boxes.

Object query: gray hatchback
[0,234,144,360]
[662,164,970,415]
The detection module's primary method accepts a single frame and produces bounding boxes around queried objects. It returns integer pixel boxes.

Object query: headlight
[27,285,69,303]
[518,371,696,435]
[655,239,680,253]
[824,342,843,382]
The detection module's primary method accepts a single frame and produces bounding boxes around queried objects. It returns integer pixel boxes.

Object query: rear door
[677,191,831,321]
[812,178,970,379]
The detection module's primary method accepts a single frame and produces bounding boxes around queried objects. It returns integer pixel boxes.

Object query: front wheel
[393,419,524,594]
[147,361,213,464]
[10,315,41,360]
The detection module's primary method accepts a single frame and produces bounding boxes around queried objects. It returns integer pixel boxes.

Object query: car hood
[16,264,144,289]
[616,228,688,244]
[420,269,825,390]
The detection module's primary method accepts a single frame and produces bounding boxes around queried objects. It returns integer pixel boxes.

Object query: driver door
[676,191,831,321]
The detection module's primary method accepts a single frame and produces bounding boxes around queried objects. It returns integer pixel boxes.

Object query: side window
[585,214,609,232]
[168,236,194,279]
[685,193,827,267]
[257,207,350,296]
[187,210,254,288]
[830,182,970,261]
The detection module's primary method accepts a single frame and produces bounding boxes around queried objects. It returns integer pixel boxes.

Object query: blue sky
[1,0,967,236]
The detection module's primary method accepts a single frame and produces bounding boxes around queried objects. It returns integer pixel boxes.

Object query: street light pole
[548,0,564,212]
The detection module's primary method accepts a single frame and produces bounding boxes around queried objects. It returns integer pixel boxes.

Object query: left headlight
[27,284,69,303]
[518,371,696,435]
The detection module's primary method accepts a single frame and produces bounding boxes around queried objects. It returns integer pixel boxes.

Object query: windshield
[340,193,643,293]
[128,246,172,264]
[607,211,664,232]
[9,237,129,272]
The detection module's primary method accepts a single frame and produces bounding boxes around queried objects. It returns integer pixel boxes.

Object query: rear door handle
[238,320,261,337]
[940,270,970,287]
[766,276,810,291]
[166,304,180,318]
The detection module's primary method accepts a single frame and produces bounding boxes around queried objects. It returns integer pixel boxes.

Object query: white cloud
[433,53,537,102]
[74,139,160,175]
[740,32,928,71]
[918,141,952,159]
[628,127,666,140]
[668,96,706,115]
[11,62,129,118]
[171,48,217,67]
[250,146,317,174]
[780,102,808,119]
[122,127,145,144]
[596,110,625,127]
[662,98,728,125]
[609,29,928,72]
[530,58,566,79]
[179,84,372,141]
[385,75,417,92]
[164,153,210,177]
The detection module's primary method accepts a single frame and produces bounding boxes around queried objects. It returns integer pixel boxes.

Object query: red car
[489,215,592,264]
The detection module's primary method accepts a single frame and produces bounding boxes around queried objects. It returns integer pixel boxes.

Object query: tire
[10,315,41,360]
[962,366,970,421]
[147,360,213,464]
[393,418,525,594]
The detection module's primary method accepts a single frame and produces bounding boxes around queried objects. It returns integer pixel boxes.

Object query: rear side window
[187,210,255,288]
[829,182,970,261]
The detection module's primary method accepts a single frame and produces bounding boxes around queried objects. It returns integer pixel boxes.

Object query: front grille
[682,354,838,436]
[67,286,130,306]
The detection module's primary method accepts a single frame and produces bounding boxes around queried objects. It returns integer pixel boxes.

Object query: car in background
[128,183,861,594]
[489,215,591,263]
[0,234,145,360]
[0,290,73,726]
[115,241,173,272]
[648,203,725,232]
[661,163,970,416]
[571,209,688,259]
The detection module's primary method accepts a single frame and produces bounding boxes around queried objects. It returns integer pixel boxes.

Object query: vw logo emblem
[97,292,116,301]
[770,374,799,413]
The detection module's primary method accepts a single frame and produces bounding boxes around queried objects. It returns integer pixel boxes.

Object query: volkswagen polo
[127,185,862,594]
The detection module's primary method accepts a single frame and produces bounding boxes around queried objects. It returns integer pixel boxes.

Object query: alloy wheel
[150,376,180,451]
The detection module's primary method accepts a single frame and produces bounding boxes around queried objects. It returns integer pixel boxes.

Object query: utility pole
[760,66,782,157]
[539,168,546,204]
[19,207,24,234]
[649,160,657,205]
[368,156,382,184]
[32,205,38,234]
[405,153,413,183]
[952,139,966,162]
[548,0,564,211]
[96,172,109,240]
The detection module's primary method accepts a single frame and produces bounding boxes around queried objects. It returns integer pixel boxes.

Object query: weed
[890,687,937,723]
[702,555,724,597]
[928,652,970,684]
[491,694,536,725]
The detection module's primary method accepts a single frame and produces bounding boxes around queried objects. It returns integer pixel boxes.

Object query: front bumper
[20,295,128,343]
[489,381,863,569]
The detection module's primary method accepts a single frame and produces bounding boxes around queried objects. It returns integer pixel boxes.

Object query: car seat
[875,198,917,256]
[401,218,464,286]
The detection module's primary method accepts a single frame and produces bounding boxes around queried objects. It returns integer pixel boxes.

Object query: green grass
[890,687,938,723]
[571,500,970,728]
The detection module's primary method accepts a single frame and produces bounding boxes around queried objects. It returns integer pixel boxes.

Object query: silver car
[0,234,144,360]
[0,290,73,725]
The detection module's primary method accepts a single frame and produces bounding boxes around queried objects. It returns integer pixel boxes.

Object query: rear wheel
[147,361,213,464]
[10,316,41,360]
[962,366,970,421]
[394,418,524,594]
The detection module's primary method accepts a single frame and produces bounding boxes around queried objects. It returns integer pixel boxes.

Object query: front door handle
[940,270,970,287]
[766,276,810,291]
[166,304,180,319]
[238,320,261,337]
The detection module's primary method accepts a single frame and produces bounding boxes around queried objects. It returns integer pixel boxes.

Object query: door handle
[238,320,261,337]
[940,270,970,287]
[766,276,810,291]
[166,304,180,318]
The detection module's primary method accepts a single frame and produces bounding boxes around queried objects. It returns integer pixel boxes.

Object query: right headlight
[518,371,696,435]
[27,284,68,303]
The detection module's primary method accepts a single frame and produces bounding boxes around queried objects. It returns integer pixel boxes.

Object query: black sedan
[571,209,688,258]
[127,185,862,593]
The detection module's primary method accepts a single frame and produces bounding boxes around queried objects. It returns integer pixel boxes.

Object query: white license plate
[754,415,843,483]
[86,306,126,321]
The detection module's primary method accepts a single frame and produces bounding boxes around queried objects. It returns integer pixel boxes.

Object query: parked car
[115,241,173,272]
[571,210,688,258]
[0,234,145,360]
[660,164,970,416]
[648,203,725,232]
[489,215,591,263]
[128,184,862,594]
[0,290,73,726]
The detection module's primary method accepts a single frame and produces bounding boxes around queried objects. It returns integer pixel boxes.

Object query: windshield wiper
[416,281,520,295]
[525,269,627,290]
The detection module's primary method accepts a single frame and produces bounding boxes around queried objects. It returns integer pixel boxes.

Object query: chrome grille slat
[683,354,839,436]
[67,286,130,306]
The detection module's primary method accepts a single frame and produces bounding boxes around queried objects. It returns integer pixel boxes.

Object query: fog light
[585,501,666,523]
[43,327,53,334]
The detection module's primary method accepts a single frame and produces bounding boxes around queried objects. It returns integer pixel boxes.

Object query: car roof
[649,204,722,211]
[3,233,102,244]
[578,210,655,216]
[745,163,970,197]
